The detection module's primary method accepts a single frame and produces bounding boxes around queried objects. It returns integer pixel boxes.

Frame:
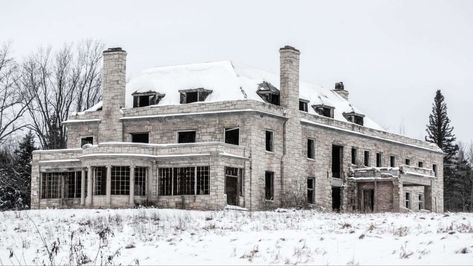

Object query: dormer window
[132,91,165,107]
[312,104,334,118]
[299,99,309,112]
[179,88,212,104]
[343,111,365,126]
[257,81,280,105]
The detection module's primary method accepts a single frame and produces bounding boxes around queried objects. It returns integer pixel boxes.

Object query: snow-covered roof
[122,60,384,130]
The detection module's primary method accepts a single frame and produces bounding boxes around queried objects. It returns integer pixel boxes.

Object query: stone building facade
[30,46,444,212]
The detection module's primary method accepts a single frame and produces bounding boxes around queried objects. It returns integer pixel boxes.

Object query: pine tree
[425,90,459,211]
[12,131,37,208]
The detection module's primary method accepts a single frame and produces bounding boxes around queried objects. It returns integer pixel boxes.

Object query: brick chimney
[99,47,127,143]
[333,81,349,100]
[279,45,300,110]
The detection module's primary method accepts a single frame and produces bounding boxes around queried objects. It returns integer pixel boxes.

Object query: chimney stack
[279,45,300,110]
[333,81,349,100]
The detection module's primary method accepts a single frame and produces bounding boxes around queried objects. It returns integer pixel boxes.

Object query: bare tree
[0,44,30,145]
[20,40,104,149]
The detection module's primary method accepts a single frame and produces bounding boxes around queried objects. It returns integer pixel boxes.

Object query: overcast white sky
[2,0,472,143]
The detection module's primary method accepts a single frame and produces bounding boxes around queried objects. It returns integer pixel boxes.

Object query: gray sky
[2,0,472,143]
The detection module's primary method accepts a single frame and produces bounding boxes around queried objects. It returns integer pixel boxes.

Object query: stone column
[424,184,433,211]
[129,165,135,207]
[86,166,93,206]
[106,165,112,207]
[80,169,86,206]
[392,178,401,212]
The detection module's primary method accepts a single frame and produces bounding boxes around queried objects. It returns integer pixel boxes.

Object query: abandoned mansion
[30,46,444,212]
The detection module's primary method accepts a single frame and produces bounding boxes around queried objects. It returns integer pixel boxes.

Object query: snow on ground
[0,209,472,265]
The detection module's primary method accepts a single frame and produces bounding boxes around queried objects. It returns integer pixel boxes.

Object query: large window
[265,171,274,200]
[41,173,60,199]
[225,167,244,196]
[225,127,239,145]
[64,171,82,198]
[131,133,149,143]
[178,131,196,143]
[41,171,81,199]
[158,166,210,196]
[265,131,273,152]
[307,139,315,159]
[94,167,107,195]
[134,167,147,196]
[307,177,315,204]
[111,166,130,195]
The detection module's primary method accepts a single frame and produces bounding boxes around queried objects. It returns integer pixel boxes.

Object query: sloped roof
[124,60,384,130]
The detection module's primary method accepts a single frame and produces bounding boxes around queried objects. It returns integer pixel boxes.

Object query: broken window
[94,167,107,196]
[132,92,165,107]
[418,161,423,168]
[332,145,343,178]
[257,81,280,105]
[131,133,149,143]
[134,167,147,196]
[405,192,411,209]
[307,177,315,204]
[63,171,82,198]
[41,172,61,199]
[364,151,370,167]
[433,164,438,177]
[376,153,382,167]
[178,131,196,143]
[307,139,315,159]
[225,127,239,145]
[158,166,210,196]
[299,100,309,112]
[390,156,396,167]
[111,166,130,195]
[405,159,411,165]
[81,137,93,147]
[225,167,243,204]
[343,112,365,126]
[265,171,274,200]
[418,194,424,210]
[312,104,334,118]
[265,131,274,152]
[179,88,212,104]
[351,148,357,164]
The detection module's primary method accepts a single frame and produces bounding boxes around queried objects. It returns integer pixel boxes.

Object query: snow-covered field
[0,208,472,265]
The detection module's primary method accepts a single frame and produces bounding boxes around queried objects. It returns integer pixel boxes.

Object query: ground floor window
[64,171,82,198]
[307,177,315,204]
[41,173,60,199]
[405,192,411,209]
[94,167,107,195]
[111,166,130,195]
[158,166,210,196]
[41,171,81,199]
[418,194,424,210]
[265,171,274,200]
[134,167,147,196]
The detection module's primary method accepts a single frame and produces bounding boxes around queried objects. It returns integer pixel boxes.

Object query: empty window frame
[132,92,165,107]
[307,177,315,204]
[405,159,411,165]
[178,131,196,143]
[63,171,82,198]
[351,148,357,164]
[312,105,334,118]
[343,112,365,126]
[225,167,244,196]
[418,161,424,168]
[41,172,61,199]
[433,164,438,177]
[179,88,212,104]
[265,131,274,152]
[265,171,274,200]
[131,133,149,143]
[81,137,93,147]
[224,127,239,145]
[418,194,424,210]
[158,166,210,196]
[299,100,309,112]
[257,81,280,105]
[390,156,396,167]
[405,192,411,209]
[364,151,370,167]
[134,167,147,196]
[94,167,107,196]
[111,166,130,195]
[307,139,315,159]
[376,153,382,167]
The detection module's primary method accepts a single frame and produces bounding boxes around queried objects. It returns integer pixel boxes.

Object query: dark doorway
[332,187,341,212]
[225,167,240,205]
[332,145,343,178]
[362,189,374,212]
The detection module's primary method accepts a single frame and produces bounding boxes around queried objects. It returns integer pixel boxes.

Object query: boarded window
[134,167,147,196]
[81,137,93,147]
[225,127,239,145]
[131,133,149,143]
[265,131,273,152]
[351,148,357,164]
[307,139,315,159]
[364,151,370,167]
[265,171,274,200]
[376,153,382,167]
[178,131,196,143]
[111,166,130,195]
[158,166,210,196]
[307,177,315,204]
[94,167,107,195]
[390,156,396,167]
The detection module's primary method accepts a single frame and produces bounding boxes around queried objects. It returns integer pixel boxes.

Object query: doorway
[225,167,242,206]
[361,189,374,212]
[332,145,343,178]
[332,187,341,212]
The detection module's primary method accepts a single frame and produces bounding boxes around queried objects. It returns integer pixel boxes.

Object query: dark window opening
[265,171,274,200]
[376,153,382,167]
[433,164,437,177]
[64,171,81,198]
[332,145,343,178]
[178,131,196,143]
[94,166,107,196]
[419,194,424,210]
[343,112,365,126]
[131,133,149,143]
[132,92,165,107]
[307,177,315,204]
[134,167,147,196]
[225,167,243,205]
[390,156,396,167]
[299,100,308,112]
[81,137,93,147]
[179,88,212,104]
[405,159,411,165]
[257,81,280,105]
[225,127,239,145]
[185,91,198,103]
[405,192,411,209]
[307,139,315,159]
[265,131,273,152]
[364,151,370,167]
[418,161,423,168]
[313,105,334,118]
[351,148,357,164]
[332,187,341,212]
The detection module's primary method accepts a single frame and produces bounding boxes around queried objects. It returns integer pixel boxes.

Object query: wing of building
[31,46,444,212]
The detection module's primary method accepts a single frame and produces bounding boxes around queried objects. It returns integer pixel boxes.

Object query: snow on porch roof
[122,60,384,130]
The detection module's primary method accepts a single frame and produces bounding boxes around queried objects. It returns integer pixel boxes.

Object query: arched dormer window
[257,81,280,105]
[312,104,334,118]
[132,91,165,107]
[343,111,365,126]
[179,88,213,104]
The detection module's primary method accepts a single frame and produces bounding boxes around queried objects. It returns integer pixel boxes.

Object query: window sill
[307,158,315,161]
[265,150,274,154]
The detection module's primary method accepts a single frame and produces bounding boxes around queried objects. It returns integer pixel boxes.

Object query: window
[343,112,365,126]
[41,173,60,199]
[351,148,357,164]
[418,161,423,168]
[134,167,147,196]
[64,171,82,198]
[111,166,130,195]
[257,81,280,105]
[265,171,274,200]
[433,164,438,177]
[224,127,239,145]
[405,159,411,165]
[81,137,93,147]
[179,88,212,104]
[390,156,396,167]
[265,131,273,152]
[131,133,149,143]
[158,166,210,196]
[418,194,424,210]
[307,177,315,204]
[299,100,309,112]
[376,153,382,167]
[364,151,370,167]
[307,139,315,159]
[94,167,107,195]
[405,192,411,209]
[132,92,165,107]
[178,131,196,143]
[313,105,334,118]
[225,167,244,196]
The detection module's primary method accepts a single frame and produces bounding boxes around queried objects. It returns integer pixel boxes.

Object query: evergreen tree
[13,131,37,208]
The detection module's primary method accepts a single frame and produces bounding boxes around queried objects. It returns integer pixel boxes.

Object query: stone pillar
[86,166,93,207]
[279,45,305,206]
[80,169,86,206]
[106,165,112,207]
[424,184,433,211]
[98,48,127,143]
[129,165,135,207]
[392,178,402,212]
